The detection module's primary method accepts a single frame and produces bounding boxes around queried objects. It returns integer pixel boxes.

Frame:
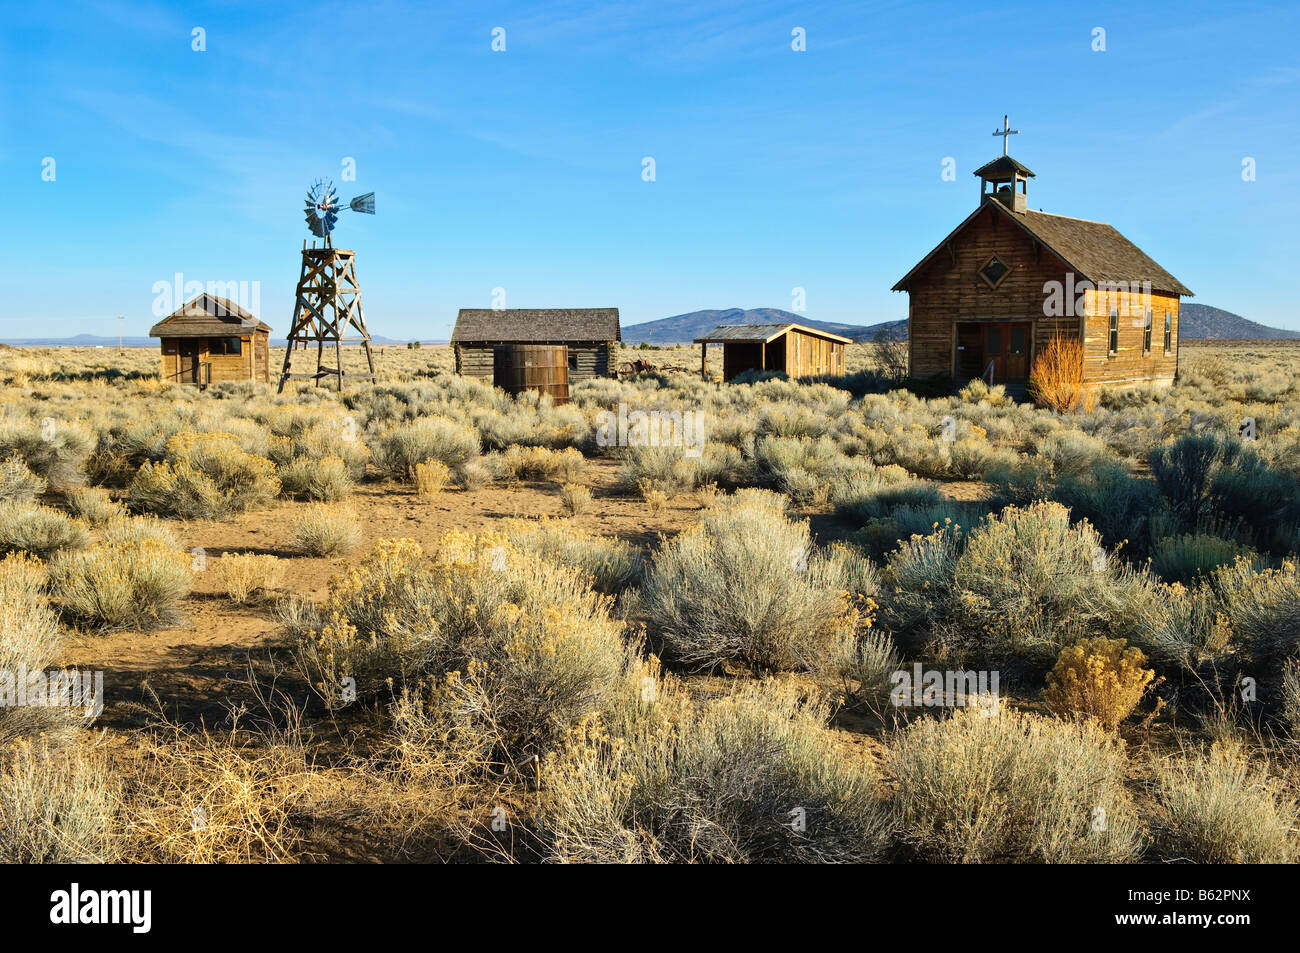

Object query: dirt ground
[60,460,995,741]
[59,458,711,733]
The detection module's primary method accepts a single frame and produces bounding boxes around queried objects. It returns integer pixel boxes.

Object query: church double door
[956,321,1032,383]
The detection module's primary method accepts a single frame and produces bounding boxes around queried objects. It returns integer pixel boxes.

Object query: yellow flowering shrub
[218,553,284,605]
[128,431,279,518]
[1044,636,1155,731]
[414,459,450,497]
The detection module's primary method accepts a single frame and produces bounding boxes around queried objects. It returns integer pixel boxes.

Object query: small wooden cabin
[452,309,620,381]
[892,155,1192,397]
[150,293,272,386]
[694,323,850,380]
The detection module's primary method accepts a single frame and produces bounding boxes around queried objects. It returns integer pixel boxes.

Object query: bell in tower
[974,155,1034,214]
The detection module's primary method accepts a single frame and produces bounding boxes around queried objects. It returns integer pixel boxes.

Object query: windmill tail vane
[303,178,376,240]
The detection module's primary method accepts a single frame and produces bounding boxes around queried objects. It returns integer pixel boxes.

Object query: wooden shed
[892,154,1193,397]
[694,323,850,380]
[452,308,620,381]
[149,293,272,386]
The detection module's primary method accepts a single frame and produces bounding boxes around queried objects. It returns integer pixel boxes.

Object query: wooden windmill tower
[278,179,377,392]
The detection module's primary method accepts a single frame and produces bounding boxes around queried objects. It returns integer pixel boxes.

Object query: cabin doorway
[955,321,1032,386]
[179,340,200,383]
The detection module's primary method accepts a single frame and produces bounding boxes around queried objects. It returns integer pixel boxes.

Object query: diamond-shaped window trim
[979,255,1010,288]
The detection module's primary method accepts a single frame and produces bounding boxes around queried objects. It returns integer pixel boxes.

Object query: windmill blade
[349,192,375,214]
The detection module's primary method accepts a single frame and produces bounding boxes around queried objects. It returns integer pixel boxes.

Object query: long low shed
[694,323,850,380]
[451,308,621,381]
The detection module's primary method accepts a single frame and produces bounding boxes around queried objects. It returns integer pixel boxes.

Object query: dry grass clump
[540,680,890,863]
[620,446,699,494]
[1150,532,1257,584]
[0,452,46,504]
[889,707,1143,863]
[1153,743,1297,863]
[118,721,324,864]
[0,501,89,558]
[128,430,280,518]
[277,454,354,501]
[99,514,181,548]
[830,629,902,715]
[291,503,362,557]
[496,445,585,483]
[453,458,492,491]
[298,534,628,762]
[1028,332,1092,413]
[0,738,119,862]
[0,552,71,746]
[640,493,866,673]
[414,459,451,497]
[636,477,670,514]
[51,537,192,631]
[219,553,286,604]
[1044,637,1155,731]
[503,518,640,596]
[371,416,479,480]
[559,482,592,516]
[65,485,126,524]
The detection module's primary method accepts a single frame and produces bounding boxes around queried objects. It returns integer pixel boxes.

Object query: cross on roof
[993,114,1019,155]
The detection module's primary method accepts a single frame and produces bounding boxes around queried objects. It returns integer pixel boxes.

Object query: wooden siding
[783,328,845,377]
[903,203,1177,387]
[159,330,270,385]
[906,204,1077,380]
[455,341,616,381]
[1079,288,1179,388]
[714,328,845,379]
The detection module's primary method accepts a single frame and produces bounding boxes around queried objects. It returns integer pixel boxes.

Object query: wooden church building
[893,137,1192,396]
[150,293,272,386]
[452,308,621,381]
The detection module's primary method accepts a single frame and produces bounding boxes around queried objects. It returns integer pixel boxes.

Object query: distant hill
[623,308,902,344]
[1179,304,1299,340]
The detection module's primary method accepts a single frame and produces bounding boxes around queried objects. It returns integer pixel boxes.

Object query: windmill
[277,178,378,392]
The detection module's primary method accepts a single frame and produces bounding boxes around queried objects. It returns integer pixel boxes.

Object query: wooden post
[699,342,707,380]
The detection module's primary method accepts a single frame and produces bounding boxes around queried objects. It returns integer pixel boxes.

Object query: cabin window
[1164,312,1172,353]
[979,255,1010,289]
[1108,310,1118,356]
[1142,310,1152,354]
[210,337,242,355]
[568,351,578,371]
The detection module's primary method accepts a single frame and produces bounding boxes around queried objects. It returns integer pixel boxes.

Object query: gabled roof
[973,155,1035,179]
[149,293,271,338]
[452,308,621,343]
[693,323,853,345]
[892,200,1193,297]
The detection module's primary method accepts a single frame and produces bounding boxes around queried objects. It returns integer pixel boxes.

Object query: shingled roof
[892,200,1193,297]
[694,323,853,344]
[149,293,272,338]
[452,308,621,343]
[973,155,1035,179]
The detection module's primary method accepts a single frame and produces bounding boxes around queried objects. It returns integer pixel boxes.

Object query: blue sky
[4,0,1299,338]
